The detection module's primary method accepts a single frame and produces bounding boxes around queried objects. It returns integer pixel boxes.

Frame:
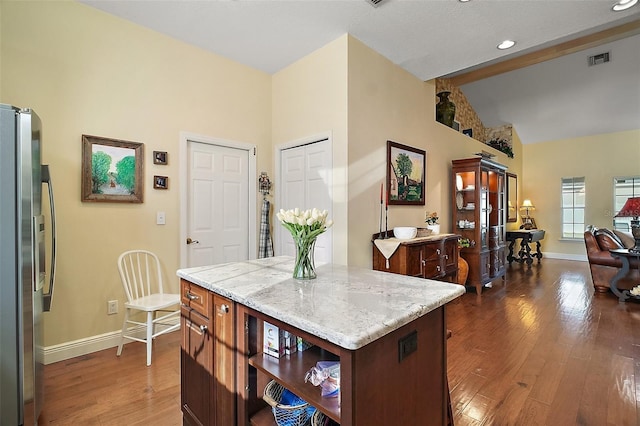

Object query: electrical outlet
[107,300,118,315]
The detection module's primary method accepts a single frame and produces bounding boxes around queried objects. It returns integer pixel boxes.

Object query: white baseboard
[43,329,125,365]
[43,318,180,365]
[541,252,587,262]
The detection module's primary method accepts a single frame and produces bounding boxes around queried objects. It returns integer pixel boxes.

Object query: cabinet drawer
[422,244,442,261]
[423,259,443,278]
[181,280,210,317]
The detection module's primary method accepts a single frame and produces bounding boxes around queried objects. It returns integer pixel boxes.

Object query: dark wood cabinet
[372,233,459,283]
[180,274,451,426]
[237,303,448,426]
[452,157,507,294]
[181,306,212,426]
[180,280,235,426]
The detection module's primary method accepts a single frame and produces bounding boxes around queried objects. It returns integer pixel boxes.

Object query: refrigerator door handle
[41,164,56,312]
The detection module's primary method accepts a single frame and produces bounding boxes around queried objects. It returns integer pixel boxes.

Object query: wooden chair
[116,250,180,366]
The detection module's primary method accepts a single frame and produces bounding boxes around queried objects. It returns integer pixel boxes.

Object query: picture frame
[153,175,169,190]
[520,217,537,230]
[462,128,473,137]
[452,121,460,131]
[387,140,426,205]
[153,151,168,165]
[506,172,518,223]
[81,135,144,203]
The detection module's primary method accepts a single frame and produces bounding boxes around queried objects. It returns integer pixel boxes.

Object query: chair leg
[146,311,153,366]
[116,308,129,357]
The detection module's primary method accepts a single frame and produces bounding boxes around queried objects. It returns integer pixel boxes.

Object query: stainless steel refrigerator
[0,104,56,425]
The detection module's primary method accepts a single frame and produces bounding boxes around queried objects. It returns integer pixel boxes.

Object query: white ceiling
[81,0,640,144]
[459,33,640,144]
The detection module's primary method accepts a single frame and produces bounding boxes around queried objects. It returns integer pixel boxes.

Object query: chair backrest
[117,250,165,302]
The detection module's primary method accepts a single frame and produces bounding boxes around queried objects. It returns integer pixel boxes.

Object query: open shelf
[250,406,277,426]
[248,346,341,423]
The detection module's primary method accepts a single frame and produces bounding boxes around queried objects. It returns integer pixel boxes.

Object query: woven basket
[263,380,314,426]
[310,409,339,426]
[416,227,433,238]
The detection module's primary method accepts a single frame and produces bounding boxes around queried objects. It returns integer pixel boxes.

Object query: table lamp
[614,197,640,253]
[520,199,535,229]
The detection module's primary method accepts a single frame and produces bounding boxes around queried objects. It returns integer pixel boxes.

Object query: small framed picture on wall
[153,151,168,165]
[153,175,168,189]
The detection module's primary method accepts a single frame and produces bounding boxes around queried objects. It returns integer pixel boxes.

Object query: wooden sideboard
[372,233,459,282]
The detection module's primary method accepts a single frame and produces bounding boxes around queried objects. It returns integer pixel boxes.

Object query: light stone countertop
[177,256,465,350]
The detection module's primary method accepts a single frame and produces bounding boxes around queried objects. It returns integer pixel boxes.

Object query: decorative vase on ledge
[436,91,456,128]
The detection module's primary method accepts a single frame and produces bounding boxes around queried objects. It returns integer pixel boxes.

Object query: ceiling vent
[588,52,610,66]
[365,0,388,7]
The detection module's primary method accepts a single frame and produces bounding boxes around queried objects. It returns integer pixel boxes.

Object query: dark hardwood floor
[447,259,639,426]
[40,331,182,425]
[41,259,639,425]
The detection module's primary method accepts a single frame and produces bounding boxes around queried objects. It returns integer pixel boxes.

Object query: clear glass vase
[293,236,317,279]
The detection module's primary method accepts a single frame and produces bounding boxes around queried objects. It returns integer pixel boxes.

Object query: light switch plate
[156,211,166,225]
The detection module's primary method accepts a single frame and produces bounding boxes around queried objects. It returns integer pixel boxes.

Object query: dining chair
[116,249,180,366]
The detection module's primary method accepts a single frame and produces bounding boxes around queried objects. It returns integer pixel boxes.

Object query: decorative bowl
[393,226,417,240]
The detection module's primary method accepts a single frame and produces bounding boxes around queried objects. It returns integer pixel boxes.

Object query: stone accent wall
[435,78,514,154]
[436,78,486,142]
[486,124,513,144]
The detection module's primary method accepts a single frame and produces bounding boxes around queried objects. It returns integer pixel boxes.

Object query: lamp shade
[520,199,535,211]
[615,197,640,218]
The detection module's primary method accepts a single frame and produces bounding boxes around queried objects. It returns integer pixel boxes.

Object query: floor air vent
[588,52,610,66]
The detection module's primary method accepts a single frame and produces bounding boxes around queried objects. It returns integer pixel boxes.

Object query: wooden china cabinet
[452,157,507,294]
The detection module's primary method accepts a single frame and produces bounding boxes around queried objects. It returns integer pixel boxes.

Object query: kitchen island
[177,256,465,426]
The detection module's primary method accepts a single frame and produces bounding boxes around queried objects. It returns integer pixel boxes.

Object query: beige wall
[346,36,521,267]
[523,129,640,257]
[1,2,272,346]
[272,36,349,264]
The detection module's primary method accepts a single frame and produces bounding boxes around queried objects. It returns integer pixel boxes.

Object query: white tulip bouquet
[277,208,333,279]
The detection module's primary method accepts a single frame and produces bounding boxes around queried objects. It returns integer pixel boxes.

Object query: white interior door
[278,138,332,263]
[185,140,251,267]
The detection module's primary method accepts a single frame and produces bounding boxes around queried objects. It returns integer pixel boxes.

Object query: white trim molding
[44,321,179,365]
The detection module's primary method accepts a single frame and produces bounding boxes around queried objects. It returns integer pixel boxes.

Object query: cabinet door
[213,295,236,425]
[181,306,213,426]
[442,239,457,272]
[490,247,506,278]
[405,245,424,277]
[479,251,491,282]
[422,243,443,278]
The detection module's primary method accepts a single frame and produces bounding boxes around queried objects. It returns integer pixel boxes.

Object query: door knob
[186,237,200,245]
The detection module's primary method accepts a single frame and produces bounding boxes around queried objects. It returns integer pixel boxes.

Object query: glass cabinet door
[480,170,489,249]
[455,170,477,231]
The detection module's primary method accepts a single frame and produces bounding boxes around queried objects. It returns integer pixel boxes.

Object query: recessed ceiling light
[497,40,516,50]
[458,0,472,2]
[612,0,638,11]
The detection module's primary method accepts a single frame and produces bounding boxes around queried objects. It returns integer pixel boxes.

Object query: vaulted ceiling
[82,0,640,144]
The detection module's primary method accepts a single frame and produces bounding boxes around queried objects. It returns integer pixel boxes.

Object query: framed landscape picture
[387,140,426,205]
[81,135,144,203]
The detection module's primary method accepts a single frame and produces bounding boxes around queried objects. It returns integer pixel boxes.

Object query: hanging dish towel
[373,239,402,269]
[259,198,274,258]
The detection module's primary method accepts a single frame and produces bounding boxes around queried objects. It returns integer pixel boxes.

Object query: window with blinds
[561,177,585,239]
[613,176,640,231]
